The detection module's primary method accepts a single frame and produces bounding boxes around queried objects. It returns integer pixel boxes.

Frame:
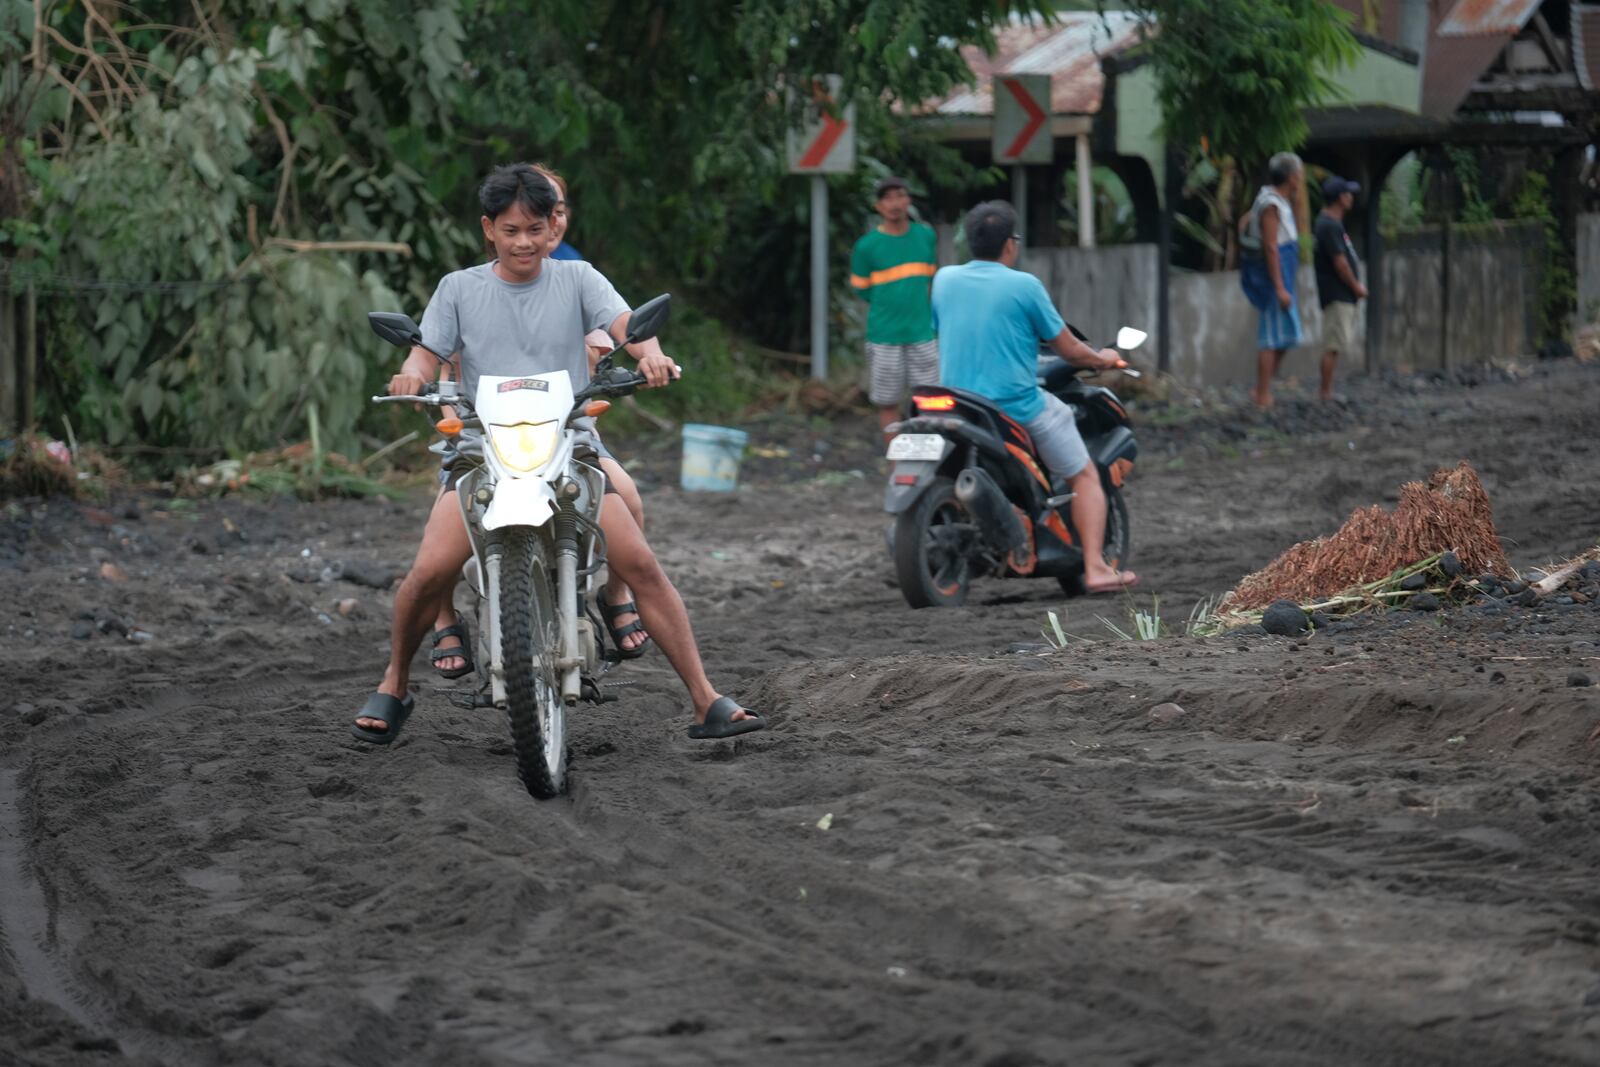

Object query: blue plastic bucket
[680,423,749,492]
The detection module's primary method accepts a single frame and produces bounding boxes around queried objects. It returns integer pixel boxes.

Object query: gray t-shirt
[419,260,630,406]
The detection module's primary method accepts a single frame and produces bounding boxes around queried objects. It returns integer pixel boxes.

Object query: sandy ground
[2,360,1599,1066]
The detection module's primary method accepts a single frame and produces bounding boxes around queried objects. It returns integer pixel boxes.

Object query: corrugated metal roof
[1573,4,1600,91]
[1437,0,1542,38]
[929,11,1147,117]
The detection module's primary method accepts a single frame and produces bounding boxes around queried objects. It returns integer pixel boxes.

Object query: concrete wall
[917,221,1537,389]
[1163,223,1538,387]
[1167,269,1330,388]
[1576,214,1600,325]
[1381,222,1538,369]
[1020,245,1162,355]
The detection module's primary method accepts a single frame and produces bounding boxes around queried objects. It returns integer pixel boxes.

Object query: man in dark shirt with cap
[1313,175,1368,402]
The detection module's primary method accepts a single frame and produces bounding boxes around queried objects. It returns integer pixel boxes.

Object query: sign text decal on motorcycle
[497,378,551,393]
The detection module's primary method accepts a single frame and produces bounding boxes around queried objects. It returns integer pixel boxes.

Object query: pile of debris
[1229,462,1510,610]
[1187,462,1600,637]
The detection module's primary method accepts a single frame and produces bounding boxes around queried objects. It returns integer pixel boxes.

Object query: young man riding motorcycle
[427,162,654,677]
[930,200,1138,594]
[352,163,764,742]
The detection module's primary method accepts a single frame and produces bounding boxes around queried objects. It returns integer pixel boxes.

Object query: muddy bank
[1,360,1598,1065]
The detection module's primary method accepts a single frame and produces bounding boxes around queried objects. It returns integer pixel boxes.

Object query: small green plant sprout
[1098,594,1165,641]
[1042,609,1071,650]
[1186,594,1220,636]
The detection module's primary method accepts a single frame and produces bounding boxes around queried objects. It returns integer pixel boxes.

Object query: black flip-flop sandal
[688,696,767,740]
[350,692,415,745]
[430,621,475,679]
[597,588,653,660]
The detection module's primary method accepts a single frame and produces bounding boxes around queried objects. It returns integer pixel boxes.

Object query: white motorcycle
[367,295,670,798]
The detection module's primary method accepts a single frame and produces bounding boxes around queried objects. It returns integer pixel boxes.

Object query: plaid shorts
[866,340,940,407]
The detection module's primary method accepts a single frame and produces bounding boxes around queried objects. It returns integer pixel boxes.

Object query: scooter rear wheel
[894,477,981,608]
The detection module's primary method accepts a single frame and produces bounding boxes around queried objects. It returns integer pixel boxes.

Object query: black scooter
[884,325,1147,608]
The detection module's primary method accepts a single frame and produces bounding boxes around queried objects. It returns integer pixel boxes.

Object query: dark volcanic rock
[1261,601,1309,637]
[1399,572,1427,591]
[1409,592,1442,612]
[1438,551,1462,579]
[338,560,397,589]
[1570,672,1593,688]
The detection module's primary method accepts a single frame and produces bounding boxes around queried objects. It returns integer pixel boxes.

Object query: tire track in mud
[0,765,191,1066]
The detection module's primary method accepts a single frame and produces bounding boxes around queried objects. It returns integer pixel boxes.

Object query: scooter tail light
[894,474,919,485]
[913,394,957,411]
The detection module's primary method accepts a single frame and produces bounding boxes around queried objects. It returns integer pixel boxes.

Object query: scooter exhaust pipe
[955,467,1029,559]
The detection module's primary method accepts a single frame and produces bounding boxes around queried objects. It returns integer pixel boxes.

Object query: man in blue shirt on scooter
[932,200,1138,593]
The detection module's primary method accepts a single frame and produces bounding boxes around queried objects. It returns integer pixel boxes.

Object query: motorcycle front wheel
[893,476,981,608]
[1059,485,1131,598]
[495,528,568,798]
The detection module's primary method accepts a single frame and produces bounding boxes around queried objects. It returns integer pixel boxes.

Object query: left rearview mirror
[626,294,671,344]
[369,312,424,350]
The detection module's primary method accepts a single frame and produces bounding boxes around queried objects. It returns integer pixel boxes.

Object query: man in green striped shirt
[850,176,939,437]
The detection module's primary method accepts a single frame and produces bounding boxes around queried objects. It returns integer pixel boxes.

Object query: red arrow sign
[1000,77,1046,160]
[798,111,849,169]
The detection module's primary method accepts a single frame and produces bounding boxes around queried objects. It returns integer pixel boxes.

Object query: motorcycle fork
[553,505,583,706]
[483,544,507,708]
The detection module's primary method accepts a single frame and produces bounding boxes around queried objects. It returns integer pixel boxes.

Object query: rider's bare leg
[878,405,899,441]
[1067,463,1136,590]
[356,490,473,730]
[424,483,468,672]
[598,496,754,724]
[598,457,649,651]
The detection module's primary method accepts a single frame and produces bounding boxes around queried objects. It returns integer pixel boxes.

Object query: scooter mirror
[1115,326,1149,351]
[625,294,672,344]
[368,311,424,350]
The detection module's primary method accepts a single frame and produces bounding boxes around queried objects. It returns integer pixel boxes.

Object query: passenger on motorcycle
[931,200,1139,594]
[352,163,764,742]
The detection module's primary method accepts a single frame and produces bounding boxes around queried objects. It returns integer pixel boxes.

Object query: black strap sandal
[351,692,415,745]
[688,696,767,740]
[597,588,653,660]
[430,621,475,679]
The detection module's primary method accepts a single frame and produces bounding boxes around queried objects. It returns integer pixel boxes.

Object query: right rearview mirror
[625,294,671,344]
[1115,326,1149,351]
[369,312,424,350]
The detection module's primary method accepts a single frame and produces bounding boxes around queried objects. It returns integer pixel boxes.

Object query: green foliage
[1510,171,1574,344]
[11,0,1040,455]
[1444,147,1495,225]
[1114,0,1361,166]
[1057,166,1138,246]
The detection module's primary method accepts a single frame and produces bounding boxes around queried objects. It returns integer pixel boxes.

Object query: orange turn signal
[584,400,612,418]
[435,416,463,435]
[913,394,957,411]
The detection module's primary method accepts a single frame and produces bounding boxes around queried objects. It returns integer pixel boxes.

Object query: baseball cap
[1322,175,1360,199]
[874,175,909,198]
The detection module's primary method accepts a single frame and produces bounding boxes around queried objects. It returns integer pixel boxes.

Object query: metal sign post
[786,75,856,381]
[993,73,1052,249]
[810,176,828,381]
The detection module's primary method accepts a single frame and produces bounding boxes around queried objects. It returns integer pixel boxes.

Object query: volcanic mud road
[3,361,1599,1065]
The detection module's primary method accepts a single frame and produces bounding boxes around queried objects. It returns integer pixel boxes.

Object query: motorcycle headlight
[489,421,559,473]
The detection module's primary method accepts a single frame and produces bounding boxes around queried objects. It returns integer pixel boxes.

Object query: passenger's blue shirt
[931,259,1064,422]
[548,241,583,261]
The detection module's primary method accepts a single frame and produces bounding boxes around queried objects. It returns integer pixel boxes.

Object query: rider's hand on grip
[636,352,680,388]
[389,371,428,410]
[1097,348,1126,372]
